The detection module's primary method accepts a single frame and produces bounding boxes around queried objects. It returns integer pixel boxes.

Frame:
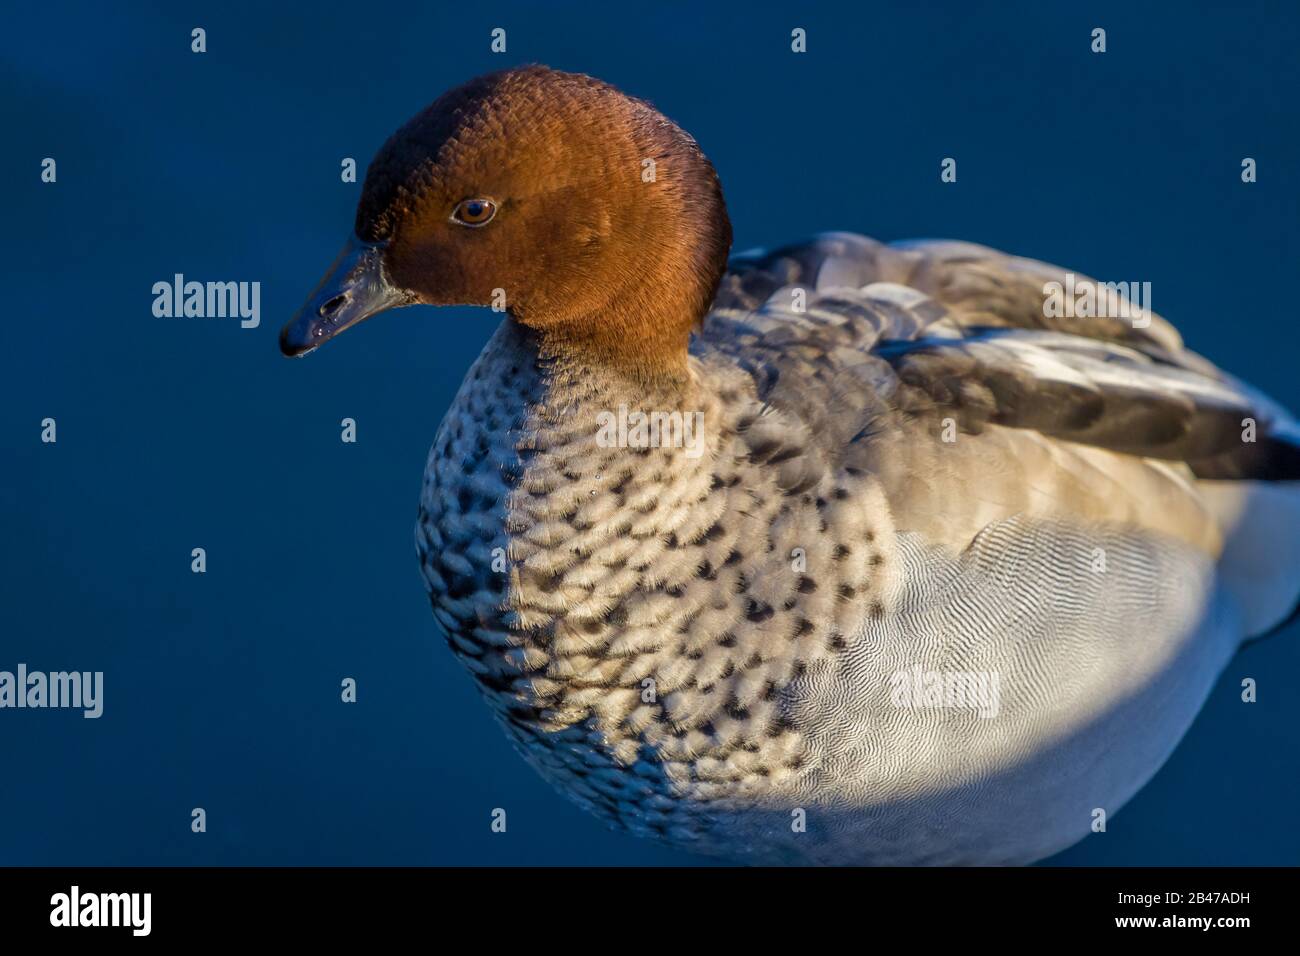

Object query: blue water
[2,0,1297,865]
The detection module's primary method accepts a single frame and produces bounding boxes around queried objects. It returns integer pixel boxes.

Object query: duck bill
[280,237,411,357]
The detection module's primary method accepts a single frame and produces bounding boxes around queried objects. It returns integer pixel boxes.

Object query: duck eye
[451,198,497,227]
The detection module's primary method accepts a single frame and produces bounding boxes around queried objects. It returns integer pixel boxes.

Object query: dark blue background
[3,0,1297,865]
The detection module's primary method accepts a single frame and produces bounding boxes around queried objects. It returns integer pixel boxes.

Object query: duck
[280,65,1300,865]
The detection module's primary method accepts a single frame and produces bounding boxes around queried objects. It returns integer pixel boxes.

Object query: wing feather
[709,233,1300,481]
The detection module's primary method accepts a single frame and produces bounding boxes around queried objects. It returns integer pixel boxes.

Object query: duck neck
[517,311,696,393]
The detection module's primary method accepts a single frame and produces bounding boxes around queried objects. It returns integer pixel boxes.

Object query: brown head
[280,66,732,380]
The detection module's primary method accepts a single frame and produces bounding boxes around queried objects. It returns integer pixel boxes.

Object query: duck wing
[711,232,1300,483]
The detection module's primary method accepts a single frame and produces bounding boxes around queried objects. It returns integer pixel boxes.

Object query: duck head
[281,65,732,379]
